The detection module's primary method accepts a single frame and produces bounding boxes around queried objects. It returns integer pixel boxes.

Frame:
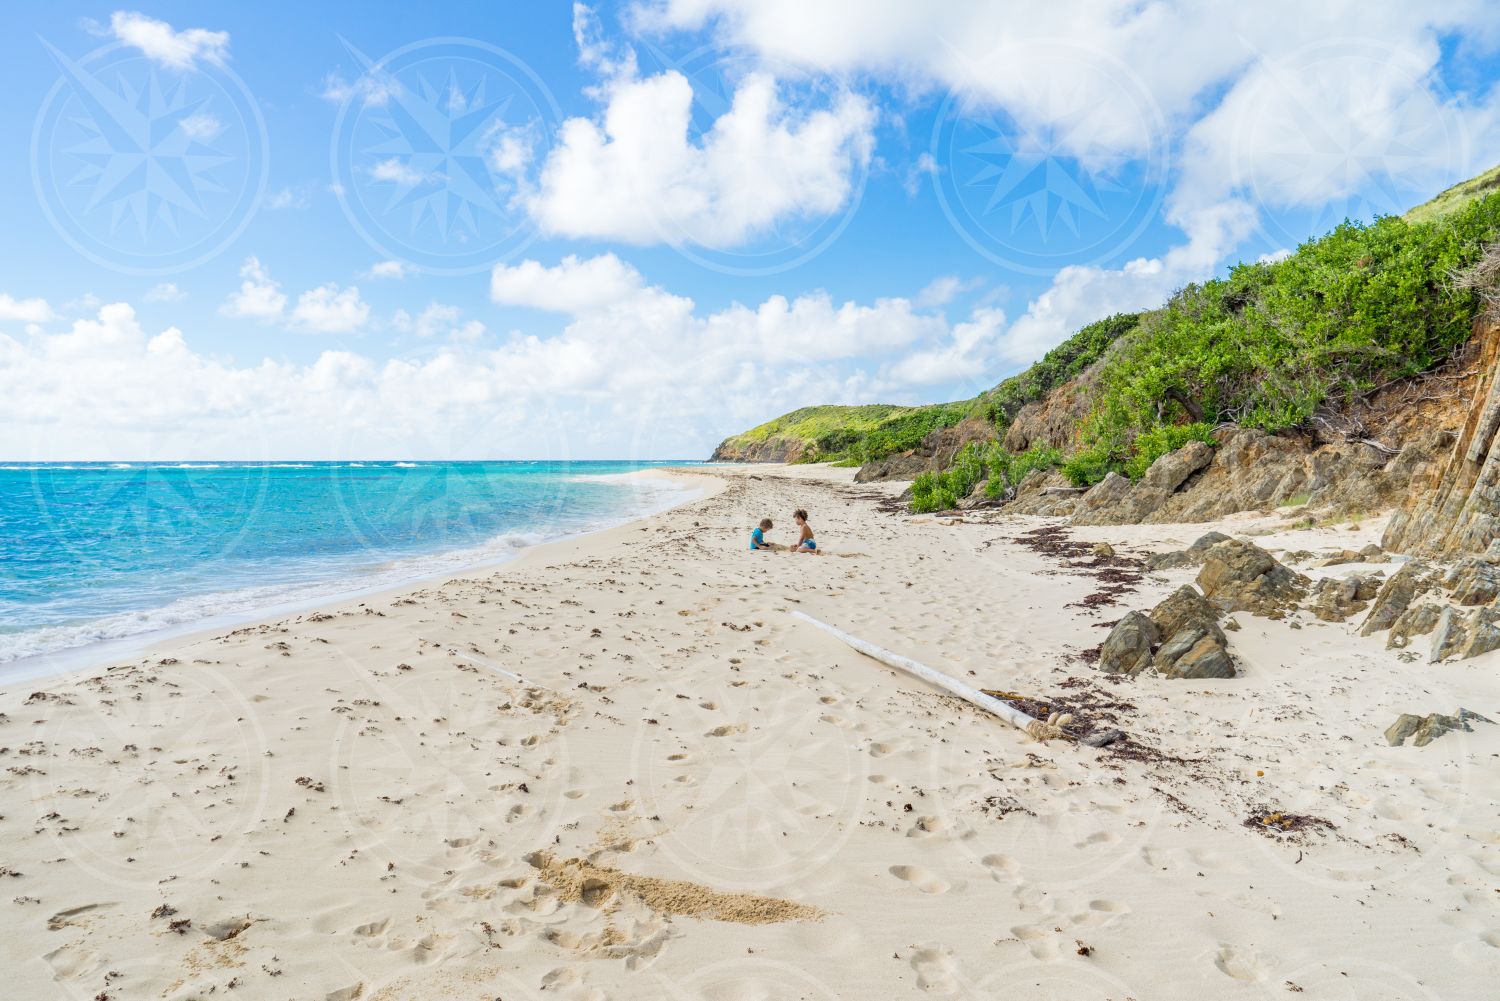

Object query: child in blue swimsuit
[791,509,821,554]
[750,518,775,551]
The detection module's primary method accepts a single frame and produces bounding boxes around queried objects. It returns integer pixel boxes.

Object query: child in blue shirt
[750,518,775,551]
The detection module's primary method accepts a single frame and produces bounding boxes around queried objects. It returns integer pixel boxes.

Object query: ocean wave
[0,467,703,671]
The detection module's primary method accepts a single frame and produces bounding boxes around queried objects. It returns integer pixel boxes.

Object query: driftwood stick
[790,611,1068,741]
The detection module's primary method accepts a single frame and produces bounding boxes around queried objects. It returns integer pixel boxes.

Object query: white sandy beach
[2,464,1497,1000]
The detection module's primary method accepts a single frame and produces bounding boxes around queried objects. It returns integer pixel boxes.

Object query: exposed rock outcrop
[1385,708,1493,747]
[1098,584,1236,679]
[1144,531,1232,571]
[1196,540,1309,617]
[1384,317,1500,558]
[1360,561,1434,635]
[853,417,996,483]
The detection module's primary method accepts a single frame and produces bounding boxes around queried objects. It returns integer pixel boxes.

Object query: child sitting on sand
[750,518,775,551]
[790,509,821,554]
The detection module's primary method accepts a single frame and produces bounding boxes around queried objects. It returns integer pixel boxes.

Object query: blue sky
[2,2,1499,460]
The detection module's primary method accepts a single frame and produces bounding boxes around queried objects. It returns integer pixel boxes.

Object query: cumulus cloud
[219,257,286,321]
[631,0,1500,363]
[491,254,650,313]
[0,258,1019,458]
[0,294,55,324]
[526,70,874,246]
[364,260,409,280]
[393,303,487,342]
[320,69,401,107]
[109,11,229,70]
[144,283,186,303]
[219,258,369,333]
[292,284,370,333]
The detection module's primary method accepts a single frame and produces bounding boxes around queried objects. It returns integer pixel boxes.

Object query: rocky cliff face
[709,437,808,463]
[852,417,996,483]
[1384,317,1500,558]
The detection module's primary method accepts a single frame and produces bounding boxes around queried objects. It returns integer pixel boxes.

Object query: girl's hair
[793,508,808,521]
[760,518,774,529]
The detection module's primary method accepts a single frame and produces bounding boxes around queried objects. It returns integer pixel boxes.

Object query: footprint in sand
[1010,924,1059,960]
[906,815,945,837]
[1088,898,1130,915]
[981,854,1020,879]
[705,723,746,737]
[1213,944,1266,982]
[907,944,960,993]
[889,864,950,894]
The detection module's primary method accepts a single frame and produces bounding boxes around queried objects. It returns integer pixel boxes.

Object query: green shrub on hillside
[1122,422,1217,480]
[981,313,1140,429]
[824,401,974,463]
[1081,194,1500,457]
[910,441,1062,512]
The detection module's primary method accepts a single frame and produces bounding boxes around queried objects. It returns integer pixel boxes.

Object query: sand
[2,464,1498,1000]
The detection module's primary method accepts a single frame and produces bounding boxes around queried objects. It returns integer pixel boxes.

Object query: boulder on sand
[1196,539,1309,617]
[1360,561,1431,636]
[1385,708,1494,747]
[1098,611,1159,676]
[1145,531,1232,571]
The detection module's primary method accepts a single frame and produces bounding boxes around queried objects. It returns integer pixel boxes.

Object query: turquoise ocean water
[0,461,696,673]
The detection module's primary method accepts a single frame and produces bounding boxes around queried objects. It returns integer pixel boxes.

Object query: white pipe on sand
[790,610,1069,742]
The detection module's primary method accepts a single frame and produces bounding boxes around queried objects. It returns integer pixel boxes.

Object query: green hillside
[713,165,1500,508]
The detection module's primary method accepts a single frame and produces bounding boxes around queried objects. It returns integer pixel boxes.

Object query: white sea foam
[0,473,702,674]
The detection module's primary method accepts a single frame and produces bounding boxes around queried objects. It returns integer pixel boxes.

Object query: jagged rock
[1144,531,1232,571]
[1359,561,1431,636]
[1442,557,1500,605]
[1160,633,1237,679]
[1428,605,1500,662]
[1098,611,1159,676]
[1196,539,1309,617]
[1307,575,1370,623]
[1385,708,1494,747]
[1354,574,1384,601]
[1386,601,1442,649]
[1074,443,1215,526]
[1076,472,1132,515]
[1149,585,1226,647]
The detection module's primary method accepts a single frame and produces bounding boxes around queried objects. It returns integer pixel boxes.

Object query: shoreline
[3,463,1496,1000]
[0,467,722,691]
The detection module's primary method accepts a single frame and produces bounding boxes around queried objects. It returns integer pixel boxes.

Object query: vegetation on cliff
[714,168,1500,510]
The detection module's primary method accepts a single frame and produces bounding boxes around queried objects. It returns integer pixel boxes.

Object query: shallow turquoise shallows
[0,461,694,667]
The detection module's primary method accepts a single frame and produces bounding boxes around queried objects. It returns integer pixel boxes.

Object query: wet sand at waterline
[2,465,1497,1000]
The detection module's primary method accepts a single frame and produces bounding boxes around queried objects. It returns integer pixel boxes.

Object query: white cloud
[109,11,229,70]
[219,256,287,321]
[178,112,223,141]
[292,284,370,333]
[370,158,431,187]
[144,283,186,303]
[393,303,486,342]
[913,275,981,309]
[573,2,638,82]
[0,294,55,324]
[218,258,368,334]
[266,187,311,210]
[320,70,401,107]
[0,260,1019,459]
[526,70,874,246]
[491,254,650,314]
[364,260,409,280]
